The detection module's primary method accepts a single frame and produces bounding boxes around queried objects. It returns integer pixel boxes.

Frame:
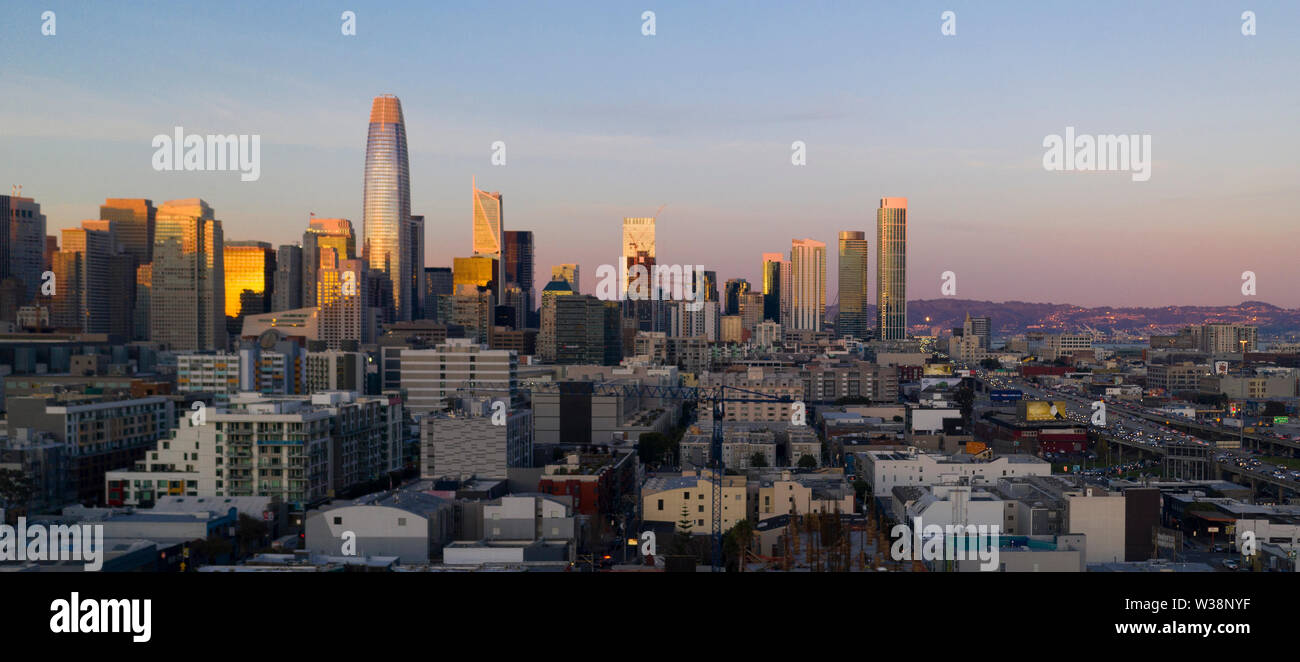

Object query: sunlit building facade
[790,238,826,332]
[877,197,907,341]
[363,94,413,320]
[223,240,275,320]
[837,230,869,339]
[152,199,226,350]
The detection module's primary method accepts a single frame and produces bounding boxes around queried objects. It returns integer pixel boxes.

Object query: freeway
[976,374,1300,501]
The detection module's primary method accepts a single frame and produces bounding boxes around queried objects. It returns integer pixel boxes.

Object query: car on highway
[1222,559,1239,570]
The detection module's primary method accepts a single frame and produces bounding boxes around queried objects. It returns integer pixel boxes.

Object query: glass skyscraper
[837,230,869,339]
[876,197,907,341]
[363,94,413,320]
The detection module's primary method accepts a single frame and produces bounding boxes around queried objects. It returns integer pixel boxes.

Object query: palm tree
[730,519,754,571]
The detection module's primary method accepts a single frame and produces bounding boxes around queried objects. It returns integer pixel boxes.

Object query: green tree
[236,513,269,554]
[672,503,694,555]
[797,454,818,469]
[955,384,975,426]
[637,432,669,465]
[188,535,233,567]
[750,452,769,468]
[0,469,35,521]
[723,519,755,571]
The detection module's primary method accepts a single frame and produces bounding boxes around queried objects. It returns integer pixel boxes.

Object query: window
[657,499,664,511]
[333,516,342,525]
[698,505,704,513]
[397,518,407,526]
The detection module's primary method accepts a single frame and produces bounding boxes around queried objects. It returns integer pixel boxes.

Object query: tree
[188,534,233,567]
[797,454,818,469]
[724,519,755,571]
[637,432,669,465]
[750,452,769,468]
[236,513,269,554]
[671,503,694,555]
[955,384,975,426]
[0,469,35,521]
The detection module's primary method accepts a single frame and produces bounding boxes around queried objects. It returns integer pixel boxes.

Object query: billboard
[923,363,954,377]
[1019,400,1068,421]
[990,389,1024,402]
[1214,361,1229,375]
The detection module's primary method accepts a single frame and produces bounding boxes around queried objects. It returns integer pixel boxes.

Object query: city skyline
[3,1,1299,308]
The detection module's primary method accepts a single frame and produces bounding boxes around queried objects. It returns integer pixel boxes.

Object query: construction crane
[446,378,836,571]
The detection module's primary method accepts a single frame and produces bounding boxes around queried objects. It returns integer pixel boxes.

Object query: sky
[2,0,1297,308]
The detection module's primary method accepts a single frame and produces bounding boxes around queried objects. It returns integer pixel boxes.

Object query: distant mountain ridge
[825,300,1299,338]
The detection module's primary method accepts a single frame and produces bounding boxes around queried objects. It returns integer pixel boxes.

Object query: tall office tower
[538,278,574,362]
[273,244,303,312]
[503,230,534,315]
[876,197,908,341]
[620,217,656,295]
[423,266,453,319]
[50,223,114,332]
[779,259,792,327]
[152,199,226,350]
[670,299,720,341]
[761,252,784,323]
[302,217,356,309]
[44,235,58,271]
[790,238,826,332]
[408,214,425,318]
[472,179,504,295]
[2,194,47,303]
[701,271,719,303]
[134,263,152,341]
[837,230,870,339]
[453,256,499,295]
[738,292,765,332]
[438,287,494,344]
[317,248,366,349]
[724,278,751,316]
[363,94,413,320]
[969,315,992,349]
[99,198,155,267]
[551,264,580,293]
[554,295,621,365]
[223,241,276,334]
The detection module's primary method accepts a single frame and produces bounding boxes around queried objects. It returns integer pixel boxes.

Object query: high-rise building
[400,339,518,415]
[724,278,750,316]
[969,315,992,349]
[99,198,155,267]
[739,292,765,333]
[551,264,580,293]
[877,197,908,341]
[555,295,621,365]
[761,252,784,323]
[621,217,655,296]
[2,195,47,303]
[317,247,366,349]
[152,199,226,350]
[538,279,575,362]
[273,244,303,312]
[51,222,115,333]
[790,238,826,332]
[423,266,453,320]
[223,240,276,330]
[134,263,152,341]
[472,179,504,296]
[670,299,720,341]
[503,230,534,316]
[408,214,425,317]
[702,271,719,303]
[363,94,413,320]
[453,256,499,295]
[837,230,869,339]
[302,217,356,309]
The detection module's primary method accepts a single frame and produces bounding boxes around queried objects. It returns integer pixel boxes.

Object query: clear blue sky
[2,0,1297,307]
